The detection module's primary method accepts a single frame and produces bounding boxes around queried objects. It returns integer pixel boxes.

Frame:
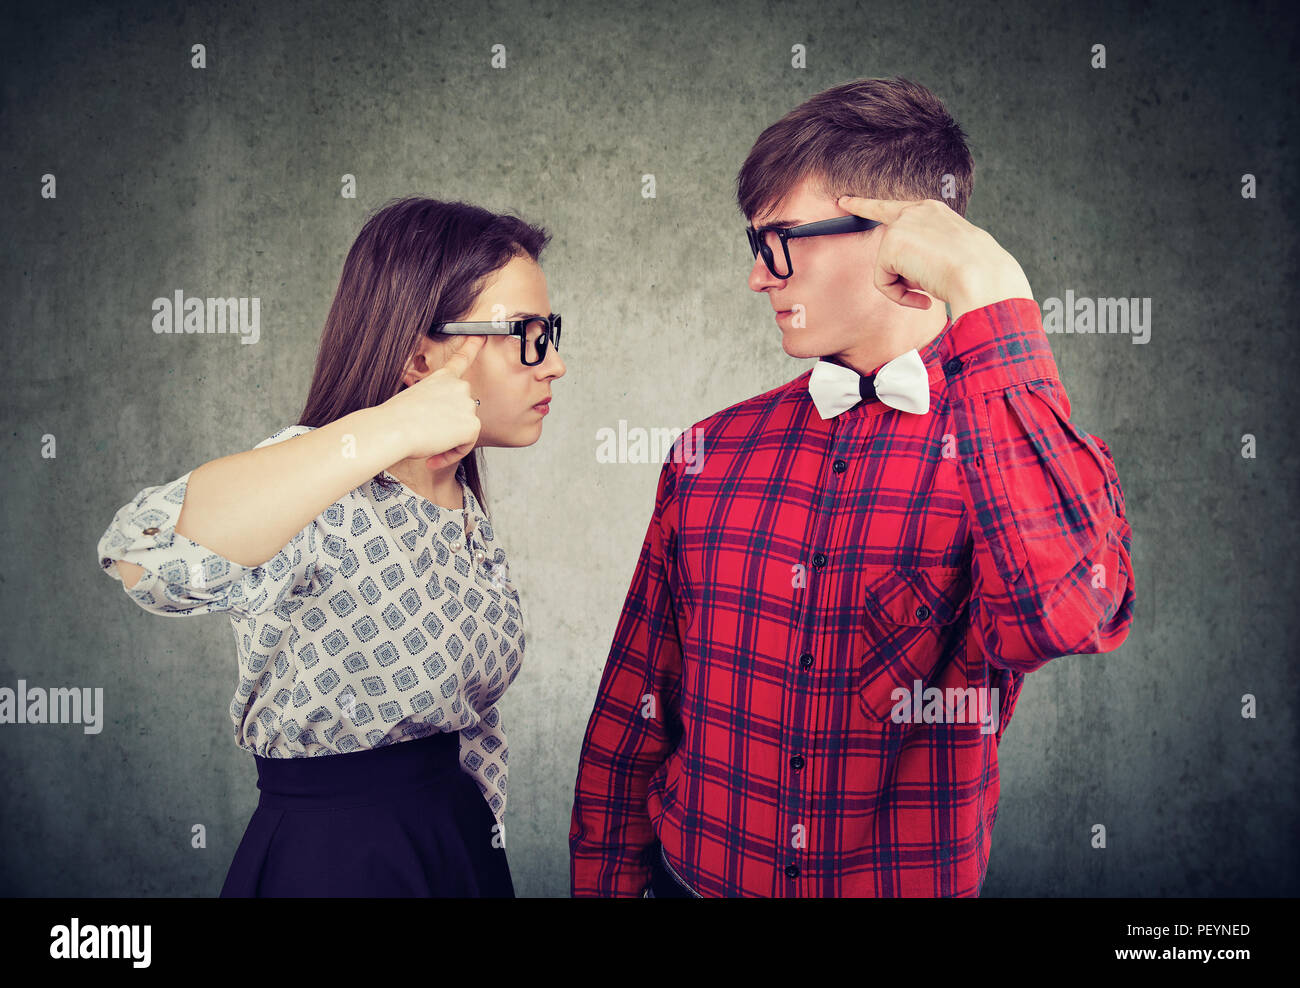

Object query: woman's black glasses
[745,214,881,278]
[431,312,562,366]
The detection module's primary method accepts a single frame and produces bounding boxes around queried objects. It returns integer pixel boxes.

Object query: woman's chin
[491,424,545,448]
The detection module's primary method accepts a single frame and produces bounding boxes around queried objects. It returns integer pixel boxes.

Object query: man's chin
[780,336,834,361]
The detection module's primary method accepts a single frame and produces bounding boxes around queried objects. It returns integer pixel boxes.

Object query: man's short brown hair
[735,76,975,222]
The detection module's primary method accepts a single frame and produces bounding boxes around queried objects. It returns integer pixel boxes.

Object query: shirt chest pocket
[856,564,976,725]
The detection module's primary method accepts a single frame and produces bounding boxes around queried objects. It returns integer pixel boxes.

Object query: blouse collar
[378,461,485,527]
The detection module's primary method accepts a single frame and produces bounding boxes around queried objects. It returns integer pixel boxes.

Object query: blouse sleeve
[96,425,322,619]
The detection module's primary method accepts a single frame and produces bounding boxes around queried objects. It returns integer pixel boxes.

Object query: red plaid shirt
[568,298,1134,896]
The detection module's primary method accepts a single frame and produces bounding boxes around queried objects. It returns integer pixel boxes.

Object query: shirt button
[812,552,827,569]
[943,357,964,376]
[915,605,931,621]
[142,527,160,535]
[832,459,847,474]
[799,652,814,668]
[785,864,799,879]
[790,754,805,770]
[450,540,463,553]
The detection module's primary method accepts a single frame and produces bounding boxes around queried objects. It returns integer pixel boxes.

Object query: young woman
[95,196,565,897]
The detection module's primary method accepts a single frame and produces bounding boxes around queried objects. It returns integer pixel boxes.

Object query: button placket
[448,508,471,556]
[463,513,489,569]
[461,512,507,595]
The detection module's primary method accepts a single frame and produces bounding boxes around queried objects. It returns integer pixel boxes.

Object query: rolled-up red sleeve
[944,298,1135,673]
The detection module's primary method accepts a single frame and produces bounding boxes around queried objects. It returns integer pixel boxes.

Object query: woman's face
[406,253,565,448]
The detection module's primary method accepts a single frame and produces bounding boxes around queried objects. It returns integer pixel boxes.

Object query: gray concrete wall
[1,0,1295,896]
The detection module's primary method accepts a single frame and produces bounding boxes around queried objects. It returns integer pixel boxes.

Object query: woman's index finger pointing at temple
[439,334,486,377]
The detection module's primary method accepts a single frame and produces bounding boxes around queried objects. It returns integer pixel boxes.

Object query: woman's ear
[401,334,452,387]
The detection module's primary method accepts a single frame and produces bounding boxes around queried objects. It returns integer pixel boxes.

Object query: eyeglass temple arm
[430,322,517,335]
[783,216,881,238]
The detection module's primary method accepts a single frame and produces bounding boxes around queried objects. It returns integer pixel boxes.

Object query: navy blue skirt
[219,730,514,897]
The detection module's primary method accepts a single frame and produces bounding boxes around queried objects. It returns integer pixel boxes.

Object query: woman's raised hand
[381,335,486,470]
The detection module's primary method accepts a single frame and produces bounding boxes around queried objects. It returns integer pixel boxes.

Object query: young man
[569,77,1135,897]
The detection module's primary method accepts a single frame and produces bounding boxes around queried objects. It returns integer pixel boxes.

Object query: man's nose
[748,254,786,293]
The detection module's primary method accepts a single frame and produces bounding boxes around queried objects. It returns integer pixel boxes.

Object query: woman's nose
[540,349,565,378]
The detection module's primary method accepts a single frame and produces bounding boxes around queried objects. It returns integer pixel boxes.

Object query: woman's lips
[533,399,551,415]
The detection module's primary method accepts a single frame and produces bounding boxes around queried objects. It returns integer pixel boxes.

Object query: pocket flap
[864,565,969,627]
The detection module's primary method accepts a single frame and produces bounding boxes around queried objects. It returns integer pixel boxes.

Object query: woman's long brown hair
[297,196,551,515]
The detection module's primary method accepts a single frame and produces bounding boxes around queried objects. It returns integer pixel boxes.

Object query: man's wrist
[948,261,1033,322]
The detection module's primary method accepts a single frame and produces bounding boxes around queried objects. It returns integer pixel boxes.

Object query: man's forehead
[752,175,832,226]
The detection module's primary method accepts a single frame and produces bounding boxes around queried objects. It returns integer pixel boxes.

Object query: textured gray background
[1,0,1296,897]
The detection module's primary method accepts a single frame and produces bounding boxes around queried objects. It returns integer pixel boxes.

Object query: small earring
[474,399,481,406]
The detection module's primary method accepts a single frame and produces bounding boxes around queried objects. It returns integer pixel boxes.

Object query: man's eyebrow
[507,310,543,319]
[753,218,804,228]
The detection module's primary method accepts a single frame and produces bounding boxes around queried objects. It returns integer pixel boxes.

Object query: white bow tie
[807,349,931,419]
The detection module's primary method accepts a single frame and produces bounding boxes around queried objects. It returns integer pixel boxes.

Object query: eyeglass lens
[522,317,558,364]
[756,230,791,277]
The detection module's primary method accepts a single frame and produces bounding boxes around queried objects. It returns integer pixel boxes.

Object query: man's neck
[832,302,950,376]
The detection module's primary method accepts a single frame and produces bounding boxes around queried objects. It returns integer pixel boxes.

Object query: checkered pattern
[570,299,1135,896]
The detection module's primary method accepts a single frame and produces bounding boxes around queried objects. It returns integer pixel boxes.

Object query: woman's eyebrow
[508,310,543,319]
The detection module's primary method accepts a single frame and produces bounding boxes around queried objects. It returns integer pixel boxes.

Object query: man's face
[747,173,911,369]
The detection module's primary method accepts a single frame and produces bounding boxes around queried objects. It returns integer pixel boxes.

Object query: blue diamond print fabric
[95,424,524,828]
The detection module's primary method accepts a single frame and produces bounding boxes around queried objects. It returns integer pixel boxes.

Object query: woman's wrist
[349,402,414,468]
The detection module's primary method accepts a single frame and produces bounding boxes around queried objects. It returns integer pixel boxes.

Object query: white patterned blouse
[95,424,525,826]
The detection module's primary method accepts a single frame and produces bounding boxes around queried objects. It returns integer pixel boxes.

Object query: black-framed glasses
[745,214,881,278]
[431,312,562,366]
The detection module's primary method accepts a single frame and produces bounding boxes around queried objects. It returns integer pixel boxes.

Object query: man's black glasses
[746,214,881,278]
[431,312,562,367]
